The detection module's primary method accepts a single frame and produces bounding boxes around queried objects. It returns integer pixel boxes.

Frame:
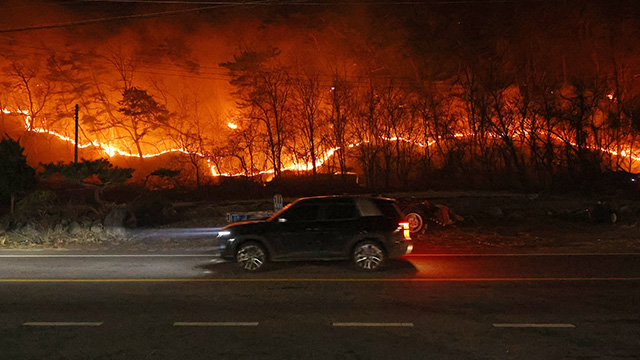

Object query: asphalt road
[0,249,639,359]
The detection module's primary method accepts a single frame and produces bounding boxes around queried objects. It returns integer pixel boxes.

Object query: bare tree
[221,49,292,178]
[226,118,262,177]
[177,128,206,187]
[377,80,417,189]
[327,75,352,178]
[482,64,529,189]
[525,70,564,187]
[4,61,53,132]
[352,82,382,189]
[292,73,325,178]
[458,65,495,185]
[556,78,608,178]
[90,87,170,159]
[415,84,457,178]
[103,44,137,91]
[151,83,221,187]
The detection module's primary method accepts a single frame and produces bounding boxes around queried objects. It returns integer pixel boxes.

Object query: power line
[68,0,267,4]
[67,0,576,4]
[0,1,269,33]
[1,0,596,33]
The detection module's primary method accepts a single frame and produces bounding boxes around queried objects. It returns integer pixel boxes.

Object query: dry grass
[2,192,639,253]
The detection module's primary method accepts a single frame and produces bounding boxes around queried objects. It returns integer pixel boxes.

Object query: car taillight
[399,221,411,240]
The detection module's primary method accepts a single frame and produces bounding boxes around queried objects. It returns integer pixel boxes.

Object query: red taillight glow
[399,222,411,240]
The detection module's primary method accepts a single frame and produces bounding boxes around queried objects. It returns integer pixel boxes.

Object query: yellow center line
[0,277,639,283]
[493,323,576,328]
[23,322,103,327]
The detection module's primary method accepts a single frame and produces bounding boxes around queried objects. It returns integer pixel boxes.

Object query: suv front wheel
[236,241,267,271]
[352,241,385,271]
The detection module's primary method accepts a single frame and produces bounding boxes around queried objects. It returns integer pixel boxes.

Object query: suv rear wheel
[236,242,267,271]
[352,241,385,271]
[405,209,425,233]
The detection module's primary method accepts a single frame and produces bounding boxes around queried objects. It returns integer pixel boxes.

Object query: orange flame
[4,108,640,177]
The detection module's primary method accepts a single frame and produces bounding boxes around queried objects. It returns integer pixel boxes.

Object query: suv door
[317,200,361,257]
[267,202,323,259]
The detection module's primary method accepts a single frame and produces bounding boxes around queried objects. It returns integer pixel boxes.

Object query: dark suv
[217,196,413,271]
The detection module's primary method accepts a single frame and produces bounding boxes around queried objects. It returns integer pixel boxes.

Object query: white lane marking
[23,322,103,326]
[493,323,576,328]
[332,322,414,327]
[0,254,212,258]
[2,253,637,258]
[173,322,259,327]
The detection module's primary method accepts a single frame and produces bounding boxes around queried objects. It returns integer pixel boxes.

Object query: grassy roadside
[1,192,639,253]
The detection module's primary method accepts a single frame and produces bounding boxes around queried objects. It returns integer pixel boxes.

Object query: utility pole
[74,104,79,164]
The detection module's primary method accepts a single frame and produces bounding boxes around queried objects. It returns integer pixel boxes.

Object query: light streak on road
[126,227,222,239]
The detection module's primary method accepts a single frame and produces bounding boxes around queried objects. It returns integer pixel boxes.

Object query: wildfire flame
[4,108,640,178]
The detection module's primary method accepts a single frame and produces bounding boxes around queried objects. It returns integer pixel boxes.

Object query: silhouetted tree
[352,82,382,189]
[145,168,180,190]
[415,85,456,181]
[292,73,325,178]
[221,49,292,178]
[327,75,351,178]
[1,60,53,132]
[110,87,170,159]
[558,78,608,178]
[226,118,262,177]
[40,159,133,205]
[0,137,36,213]
[157,87,218,188]
[377,80,417,189]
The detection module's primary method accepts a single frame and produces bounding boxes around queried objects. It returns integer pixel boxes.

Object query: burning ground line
[4,108,640,177]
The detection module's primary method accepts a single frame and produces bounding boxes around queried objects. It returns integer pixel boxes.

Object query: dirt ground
[405,192,640,254]
[412,221,640,254]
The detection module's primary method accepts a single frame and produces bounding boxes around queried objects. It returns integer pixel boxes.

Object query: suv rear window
[372,199,403,221]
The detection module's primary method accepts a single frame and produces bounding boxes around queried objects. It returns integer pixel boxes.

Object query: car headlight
[217,230,231,238]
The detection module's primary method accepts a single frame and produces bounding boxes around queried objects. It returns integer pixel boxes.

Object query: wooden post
[74,104,79,163]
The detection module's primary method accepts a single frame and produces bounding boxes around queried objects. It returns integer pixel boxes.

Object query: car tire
[236,241,268,271]
[405,209,425,234]
[352,241,385,271]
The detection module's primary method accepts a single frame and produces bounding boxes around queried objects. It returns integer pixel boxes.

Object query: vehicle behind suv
[217,196,412,271]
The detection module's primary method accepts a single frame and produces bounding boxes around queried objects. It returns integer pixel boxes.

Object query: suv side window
[281,204,320,222]
[324,202,358,220]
